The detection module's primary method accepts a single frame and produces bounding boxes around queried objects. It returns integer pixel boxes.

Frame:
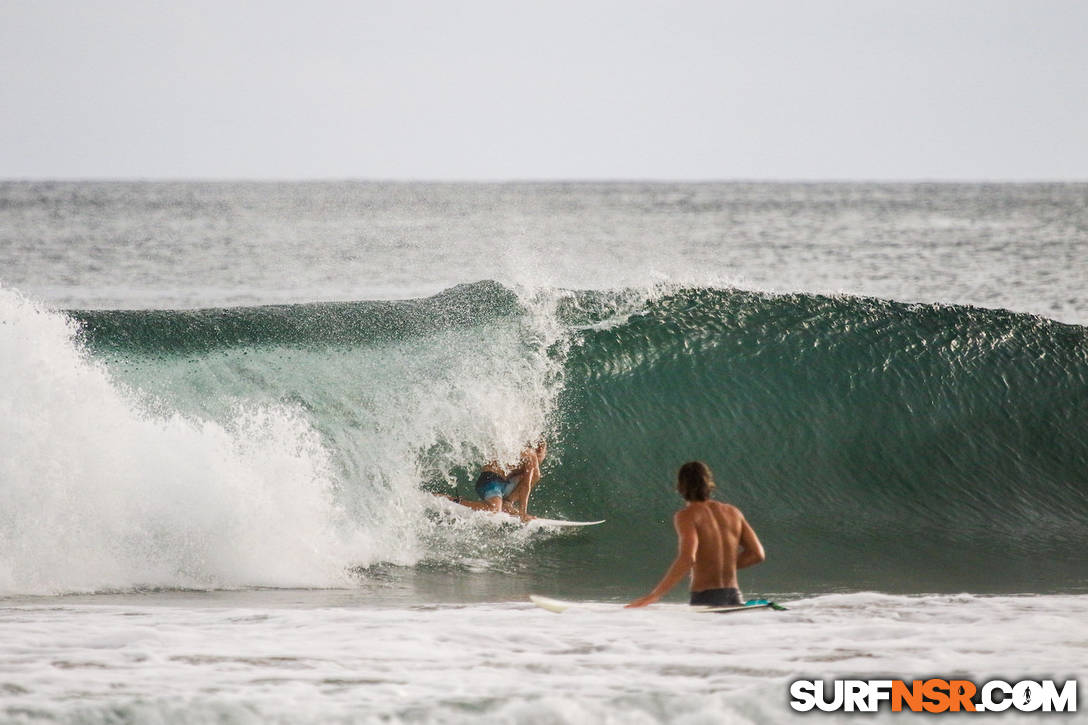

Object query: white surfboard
[529,595,576,613]
[528,595,622,613]
[527,518,606,528]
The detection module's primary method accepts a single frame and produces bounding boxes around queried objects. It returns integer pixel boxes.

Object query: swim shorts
[475,471,518,501]
[690,587,743,607]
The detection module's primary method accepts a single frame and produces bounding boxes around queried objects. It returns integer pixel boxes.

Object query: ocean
[1,181,1086,722]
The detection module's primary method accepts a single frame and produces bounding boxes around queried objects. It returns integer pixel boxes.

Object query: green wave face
[69,283,1088,594]
[554,289,1088,593]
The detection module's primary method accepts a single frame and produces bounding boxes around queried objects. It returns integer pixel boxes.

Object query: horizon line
[2,176,1087,185]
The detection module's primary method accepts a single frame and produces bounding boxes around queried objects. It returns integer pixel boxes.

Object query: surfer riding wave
[440,441,547,522]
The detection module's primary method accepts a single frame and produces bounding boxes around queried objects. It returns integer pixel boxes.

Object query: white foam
[0,286,363,594]
[0,592,1082,723]
[0,282,578,594]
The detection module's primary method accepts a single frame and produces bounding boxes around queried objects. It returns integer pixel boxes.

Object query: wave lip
[69,281,520,354]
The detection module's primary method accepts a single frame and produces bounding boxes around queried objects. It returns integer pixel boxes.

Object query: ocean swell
[3,281,1086,595]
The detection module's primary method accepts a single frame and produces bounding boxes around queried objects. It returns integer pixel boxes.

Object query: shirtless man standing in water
[627,460,765,608]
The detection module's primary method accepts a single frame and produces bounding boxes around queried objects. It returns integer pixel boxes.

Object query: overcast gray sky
[2,0,1085,180]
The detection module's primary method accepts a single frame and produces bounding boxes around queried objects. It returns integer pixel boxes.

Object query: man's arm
[626,511,697,608]
[735,514,765,570]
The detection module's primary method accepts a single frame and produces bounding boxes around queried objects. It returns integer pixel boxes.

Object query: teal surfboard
[699,599,789,613]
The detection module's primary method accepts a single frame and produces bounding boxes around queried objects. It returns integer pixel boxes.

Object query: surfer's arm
[510,482,532,521]
[626,512,697,608]
[508,450,541,521]
[735,515,765,569]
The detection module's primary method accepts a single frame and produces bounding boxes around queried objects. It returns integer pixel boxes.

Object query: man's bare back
[627,462,765,608]
[683,500,747,591]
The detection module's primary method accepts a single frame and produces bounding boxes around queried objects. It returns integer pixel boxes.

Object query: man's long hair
[676,460,715,501]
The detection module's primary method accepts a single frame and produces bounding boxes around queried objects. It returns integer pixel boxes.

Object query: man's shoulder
[677,501,742,519]
[711,500,744,518]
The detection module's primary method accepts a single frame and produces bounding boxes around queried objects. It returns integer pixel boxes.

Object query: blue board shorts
[475,471,518,501]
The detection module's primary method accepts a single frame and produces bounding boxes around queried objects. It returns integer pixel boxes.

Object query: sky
[1,0,1086,180]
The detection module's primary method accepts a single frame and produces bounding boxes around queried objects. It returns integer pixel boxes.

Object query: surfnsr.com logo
[789,679,1077,713]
